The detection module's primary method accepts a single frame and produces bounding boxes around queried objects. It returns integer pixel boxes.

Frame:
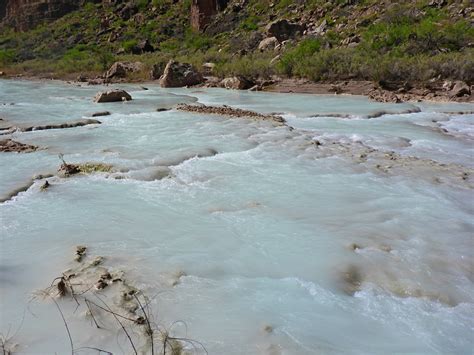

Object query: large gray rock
[159,60,204,88]
[221,76,255,90]
[258,37,279,51]
[451,81,470,97]
[105,61,143,79]
[265,20,304,42]
[131,39,154,54]
[94,90,132,103]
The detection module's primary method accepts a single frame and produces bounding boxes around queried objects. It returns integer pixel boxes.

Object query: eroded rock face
[1,0,81,31]
[191,0,217,31]
[159,60,203,88]
[94,89,132,103]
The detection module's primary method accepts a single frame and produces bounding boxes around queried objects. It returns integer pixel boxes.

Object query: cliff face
[191,0,228,31]
[1,0,81,31]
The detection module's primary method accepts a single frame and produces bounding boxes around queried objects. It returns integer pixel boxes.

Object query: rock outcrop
[190,0,229,31]
[159,60,203,88]
[94,89,132,103]
[1,0,83,31]
[265,19,305,42]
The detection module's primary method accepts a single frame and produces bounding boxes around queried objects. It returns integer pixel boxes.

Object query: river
[0,79,473,354]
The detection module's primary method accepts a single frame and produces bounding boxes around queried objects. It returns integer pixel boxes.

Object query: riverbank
[1,73,473,106]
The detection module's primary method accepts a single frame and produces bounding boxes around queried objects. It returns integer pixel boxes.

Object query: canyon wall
[1,0,81,31]
[1,0,229,32]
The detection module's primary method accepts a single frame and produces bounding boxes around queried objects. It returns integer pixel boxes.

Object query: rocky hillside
[0,0,473,96]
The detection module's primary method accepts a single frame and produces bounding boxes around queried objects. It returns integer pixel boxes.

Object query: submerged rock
[94,89,132,103]
[341,265,363,295]
[91,111,111,117]
[40,180,50,191]
[75,245,87,262]
[19,119,101,131]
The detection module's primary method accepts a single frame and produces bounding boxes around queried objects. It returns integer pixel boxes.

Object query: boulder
[221,76,255,90]
[258,37,279,51]
[76,74,87,82]
[132,39,154,54]
[105,61,143,79]
[442,80,453,91]
[202,62,216,75]
[265,19,305,42]
[159,60,204,88]
[94,90,132,103]
[451,81,470,97]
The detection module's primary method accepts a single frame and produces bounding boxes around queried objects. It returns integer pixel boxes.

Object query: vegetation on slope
[0,0,472,85]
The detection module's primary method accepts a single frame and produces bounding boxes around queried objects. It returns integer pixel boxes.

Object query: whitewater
[0,79,473,354]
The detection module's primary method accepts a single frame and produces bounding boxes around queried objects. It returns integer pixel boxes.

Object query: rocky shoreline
[1,60,472,105]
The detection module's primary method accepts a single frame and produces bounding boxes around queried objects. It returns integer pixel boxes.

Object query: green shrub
[240,16,260,31]
[184,30,212,51]
[122,39,138,53]
[0,49,16,65]
[135,0,150,11]
[277,38,322,76]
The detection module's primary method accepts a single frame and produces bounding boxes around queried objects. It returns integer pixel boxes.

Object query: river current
[0,80,473,354]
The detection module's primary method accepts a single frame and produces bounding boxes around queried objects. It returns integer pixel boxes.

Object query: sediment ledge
[0,139,38,153]
[176,104,286,125]
[0,119,102,135]
[19,119,102,132]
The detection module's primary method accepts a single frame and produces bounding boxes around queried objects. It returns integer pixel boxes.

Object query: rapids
[0,80,473,354]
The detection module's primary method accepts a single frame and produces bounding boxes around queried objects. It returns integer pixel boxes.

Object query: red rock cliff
[191,0,229,31]
[1,0,81,31]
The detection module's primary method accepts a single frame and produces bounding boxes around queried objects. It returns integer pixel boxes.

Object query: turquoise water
[0,80,473,354]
